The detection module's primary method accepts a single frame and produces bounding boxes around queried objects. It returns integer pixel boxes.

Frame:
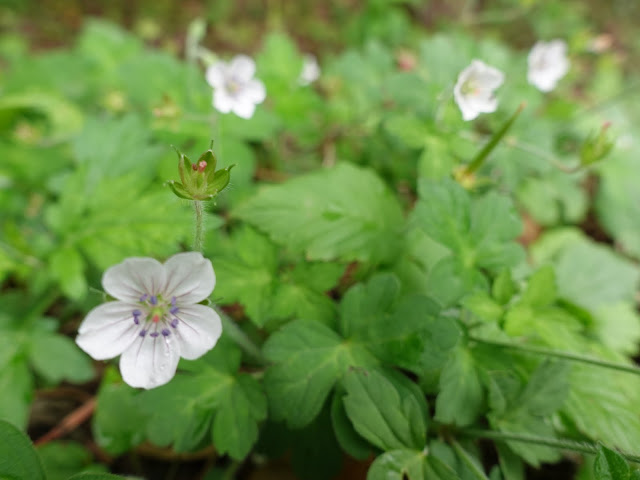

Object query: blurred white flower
[527,40,569,92]
[76,252,222,389]
[205,54,266,119]
[454,60,505,121]
[299,54,320,85]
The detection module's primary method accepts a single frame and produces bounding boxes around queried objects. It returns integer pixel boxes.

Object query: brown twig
[34,396,96,446]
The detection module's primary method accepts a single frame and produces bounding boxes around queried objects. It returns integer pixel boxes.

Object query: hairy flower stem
[461,429,640,464]
[193,200,205,252]
[469,336,640,376]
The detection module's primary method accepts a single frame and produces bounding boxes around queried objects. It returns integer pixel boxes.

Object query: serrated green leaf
[519,360,570,417]
[462,292,503,323]
[594,445,630,480]
[518,266,557,308]
[413,179,524,271]
[0,419,46,480]
[330,389,372,460]
[212,226,278,326]
[234,163,404,264]
[435,347,483,426]
[342,367,428,451]
[264,319,377,428]
[368,449,426,480]
[492,270,517,305]
[212,374,267,460]
[28,332,94,384]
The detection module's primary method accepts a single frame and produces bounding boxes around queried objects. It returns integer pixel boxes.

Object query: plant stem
[218,311,267,365]
[463,102,525,176]
[461,428,640,464]
[469,336,640,376]
[193,200,204,252]
[450,439,490,480]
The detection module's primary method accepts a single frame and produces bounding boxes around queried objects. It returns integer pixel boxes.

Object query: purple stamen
[139,329,147,337]
[171,318,179,328]
[170,306,179,315]
[150,332,159,338]
[161,329,171,337]
[171,296,176,306]
[133,317,140,325]
[133,309,142,316]
[150,295,158,305]
[140,294,148,302]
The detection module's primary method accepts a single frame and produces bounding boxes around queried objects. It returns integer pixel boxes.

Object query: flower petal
[119,330,180,389]
[102,257,166,302]
[229,54,256,82]
[173,304,222,360]
[243,79,266,104]
[232,100,257,119]
[213,90,234,114]
[76,302,142,360]
[163,252,216,303]
[205,62,227,88]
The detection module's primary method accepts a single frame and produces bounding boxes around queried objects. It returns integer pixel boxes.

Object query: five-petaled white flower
[454,60,505,121]
[205,54,266,119]
[299,54,320,86]
[527,39,569,92]
[76,252,222,389]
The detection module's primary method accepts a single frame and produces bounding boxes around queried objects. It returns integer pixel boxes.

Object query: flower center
[133,294,181,338]
[226,77,242,95]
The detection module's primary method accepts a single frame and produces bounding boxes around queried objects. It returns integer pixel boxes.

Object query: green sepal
[167,181,193,200]
[206,164,235,196]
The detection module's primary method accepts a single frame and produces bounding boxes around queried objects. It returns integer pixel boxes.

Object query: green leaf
[384,114,430,149]
[212,374,267,460]
[342,367,428,451]
[93,368,146,455]
[0,91,83,142]
[492,270,517,305]
[45,171,190,270]
[264,319,377,428]
[0,419,46,480]
[234,163,404,264]
[594,445,630,480]
[412,179,524,271]
[519,360,570,417]
[141,343,267,460]
[37,442,104,480]
[0,358,33,429]
[212,226,278,326]
[368,449,426,480]
[28,332,94,384]
[435,347,483,427]
[462,292,503,323]
[330,390,372,460]
[49,247,87,300]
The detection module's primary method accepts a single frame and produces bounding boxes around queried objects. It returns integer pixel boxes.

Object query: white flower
[527,40,569,92]
[299,54,320,85]
[76,252,222,389]
[454,60,505,121]
[205,54,266,119]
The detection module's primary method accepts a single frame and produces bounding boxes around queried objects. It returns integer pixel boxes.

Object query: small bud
[580,122,614,167]
[168,142,234,201]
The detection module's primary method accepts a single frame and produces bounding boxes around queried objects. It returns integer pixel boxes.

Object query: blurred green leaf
[593,445,630,480]
[0,419,46,480]
[234,163,404,264]
[28,332,94,384]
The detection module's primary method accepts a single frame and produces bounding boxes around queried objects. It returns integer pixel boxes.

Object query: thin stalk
[463,102,525,176]
[193,200,205,252]
[462,428,640,464]
[470,336,640,376]
[218,311,267,366]
[450,439,490,480]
